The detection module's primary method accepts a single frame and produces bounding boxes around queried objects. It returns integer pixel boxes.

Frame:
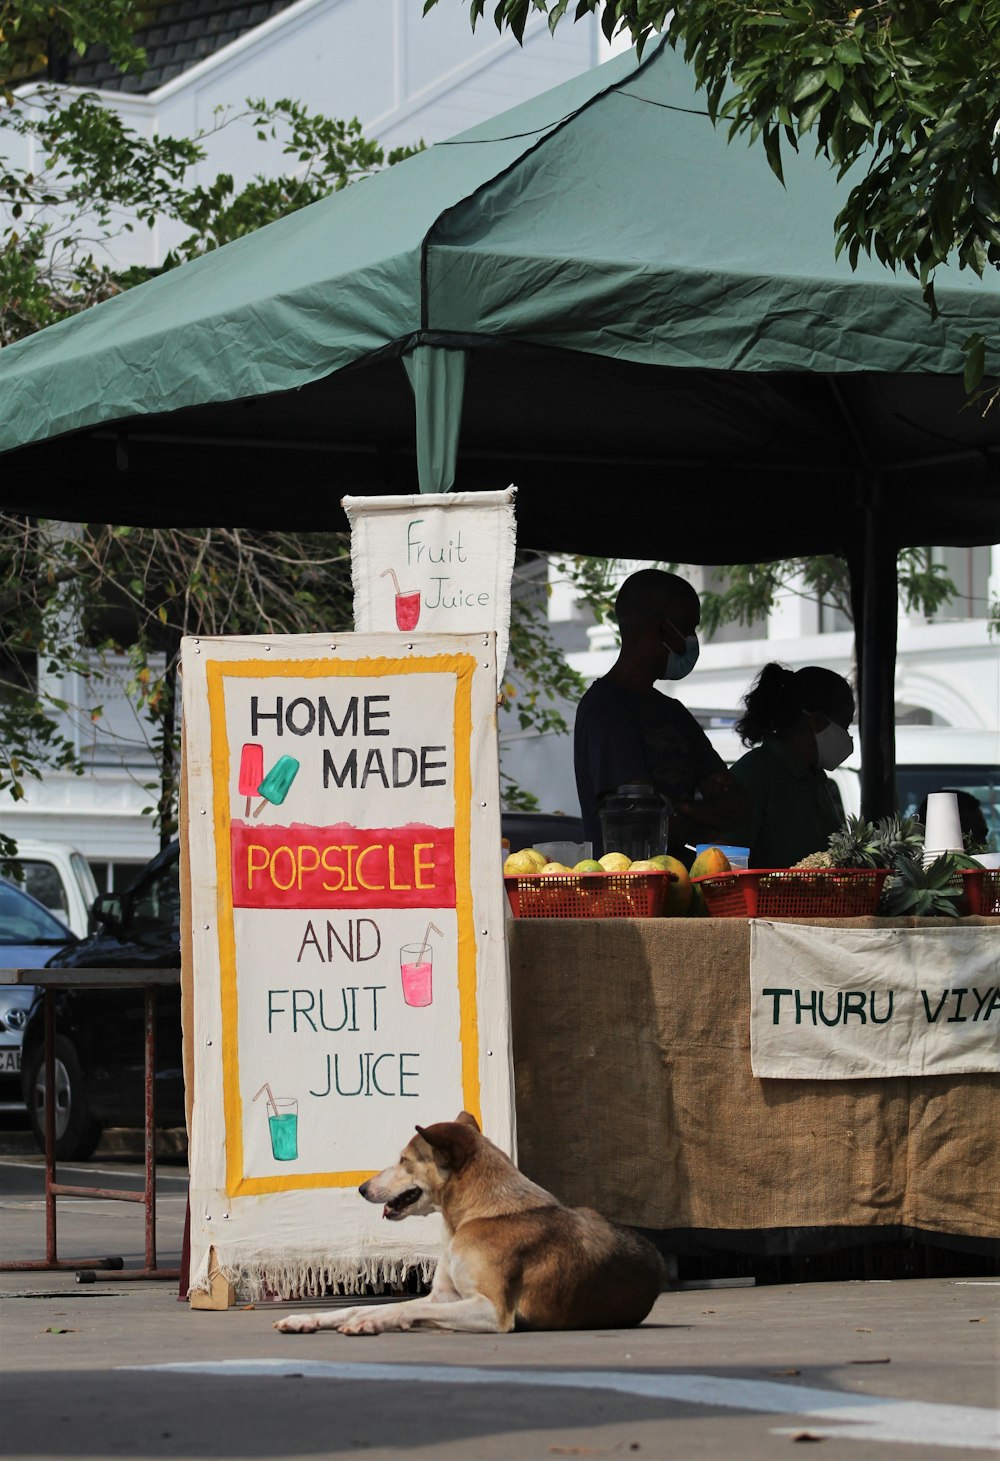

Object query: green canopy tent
[1,39,998,816]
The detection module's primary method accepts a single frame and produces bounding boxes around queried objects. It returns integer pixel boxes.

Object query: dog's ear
[415,1120,478,1171]
[455,1110,480,1132]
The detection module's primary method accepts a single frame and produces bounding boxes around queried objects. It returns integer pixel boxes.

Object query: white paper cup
[922,791,965,859]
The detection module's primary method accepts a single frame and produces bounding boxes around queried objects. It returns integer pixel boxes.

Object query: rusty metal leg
[144,984,157,1272]
[44,989,57,1266]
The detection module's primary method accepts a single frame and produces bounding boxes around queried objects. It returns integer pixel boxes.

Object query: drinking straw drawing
[400,922,443,1008]
[382,566,421,631]
[416,921,444,964]
[254,1082,298,1161]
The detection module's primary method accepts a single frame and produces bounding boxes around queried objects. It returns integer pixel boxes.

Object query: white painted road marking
[125,1360,1000,1451]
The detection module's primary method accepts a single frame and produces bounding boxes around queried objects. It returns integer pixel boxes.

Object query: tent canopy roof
[1,39,998,560]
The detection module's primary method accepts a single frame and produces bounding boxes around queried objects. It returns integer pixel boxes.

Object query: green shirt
[730,738,844,869]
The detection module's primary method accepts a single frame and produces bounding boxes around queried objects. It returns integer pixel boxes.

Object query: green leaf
[963,333,986,394]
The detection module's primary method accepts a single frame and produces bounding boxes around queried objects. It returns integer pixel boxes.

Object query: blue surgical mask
[662,632,700,681]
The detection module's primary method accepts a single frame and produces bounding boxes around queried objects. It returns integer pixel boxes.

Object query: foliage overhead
[423,1,1000,392]
[0,0,143,99]
[561,549,958,639]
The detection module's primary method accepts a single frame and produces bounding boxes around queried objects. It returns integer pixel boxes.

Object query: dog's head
[359,1111,481,1221]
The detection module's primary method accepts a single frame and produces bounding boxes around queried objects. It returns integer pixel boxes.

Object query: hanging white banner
[750,921,1000,1079]
[181,632,512,1301]
[343,490,517,691]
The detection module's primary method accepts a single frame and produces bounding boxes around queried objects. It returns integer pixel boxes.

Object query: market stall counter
[507,916,998,1261]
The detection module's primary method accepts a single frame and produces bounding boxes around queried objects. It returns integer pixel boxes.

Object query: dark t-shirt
[574,676,725,856]
[730,737,844,868]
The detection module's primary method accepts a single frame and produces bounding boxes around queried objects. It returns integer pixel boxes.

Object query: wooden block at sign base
[189,1248,235,1310]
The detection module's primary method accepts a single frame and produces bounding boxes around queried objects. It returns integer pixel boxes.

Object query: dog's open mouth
[382,1186,422,1221]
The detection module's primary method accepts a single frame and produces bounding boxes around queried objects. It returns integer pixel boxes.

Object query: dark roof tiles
[63,0,299,93]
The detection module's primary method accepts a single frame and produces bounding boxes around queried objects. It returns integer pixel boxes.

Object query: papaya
[690,846,732,880]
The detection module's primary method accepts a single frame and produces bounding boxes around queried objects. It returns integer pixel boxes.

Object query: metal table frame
[0,966,181,1280]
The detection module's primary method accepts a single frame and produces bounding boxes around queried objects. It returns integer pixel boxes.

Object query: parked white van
[0,841,99,938]
[704,725,1000,846]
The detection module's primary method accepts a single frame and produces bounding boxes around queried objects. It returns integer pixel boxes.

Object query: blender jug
[598,783,670,862]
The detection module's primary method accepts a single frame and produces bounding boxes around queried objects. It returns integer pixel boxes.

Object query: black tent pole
[848,484,899,823]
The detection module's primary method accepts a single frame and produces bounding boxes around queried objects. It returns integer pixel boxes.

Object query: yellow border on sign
[205,653,479,1197]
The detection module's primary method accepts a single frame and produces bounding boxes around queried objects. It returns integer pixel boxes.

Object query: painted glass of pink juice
[400,944,433,1007]
[395,590,421,631]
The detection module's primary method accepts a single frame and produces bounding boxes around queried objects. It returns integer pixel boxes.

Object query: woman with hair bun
[731,662,855,868]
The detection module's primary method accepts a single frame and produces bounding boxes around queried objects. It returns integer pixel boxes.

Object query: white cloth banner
[343,490,517,692]
[750,921,1000,1079]
[181,633,512,1299]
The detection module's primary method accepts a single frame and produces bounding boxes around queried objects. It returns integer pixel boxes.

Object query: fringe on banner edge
[188,1249,437,1303]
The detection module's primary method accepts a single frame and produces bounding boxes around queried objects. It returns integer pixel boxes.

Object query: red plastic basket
[504,870,675,919]
[958,868,1000,916]
[692,867,889,918]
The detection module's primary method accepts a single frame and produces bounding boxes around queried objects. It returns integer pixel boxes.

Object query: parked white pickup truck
[0,840,98,938]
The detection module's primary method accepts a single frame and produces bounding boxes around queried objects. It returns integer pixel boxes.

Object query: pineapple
[827,816,880,868]
[870,814,924,871]
[792,851,835,870]
[880,853,965,917]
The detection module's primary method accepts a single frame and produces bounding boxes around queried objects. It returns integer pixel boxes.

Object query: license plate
[0,1049,21,1074]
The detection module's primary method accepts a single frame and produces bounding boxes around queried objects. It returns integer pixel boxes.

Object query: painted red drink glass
[400,944,433,1007]
[395,590,421,631]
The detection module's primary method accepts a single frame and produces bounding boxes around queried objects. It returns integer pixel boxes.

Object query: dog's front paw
[336,1306,410,1336]
[273,1312,321,1334]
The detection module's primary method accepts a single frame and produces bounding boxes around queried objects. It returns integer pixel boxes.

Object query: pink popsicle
[238,742,264,815]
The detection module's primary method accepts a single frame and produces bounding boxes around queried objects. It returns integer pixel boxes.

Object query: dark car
[20,842,185,1160]
[21,810,585,1160]
[0,878,77,1115]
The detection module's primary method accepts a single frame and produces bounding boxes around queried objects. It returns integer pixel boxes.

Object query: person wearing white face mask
[574,569,750,862]
[730,662,855,869]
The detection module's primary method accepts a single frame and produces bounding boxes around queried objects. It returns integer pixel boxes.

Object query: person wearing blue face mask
[730,662,855,868]
[574,568,750,862]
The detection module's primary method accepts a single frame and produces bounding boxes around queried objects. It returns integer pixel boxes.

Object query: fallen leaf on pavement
[854,1327,872,1332]
[770,1368,801,1376]
[848,1357,890,1365]
[791,1433,824,1444]
[43,1327,76,1334]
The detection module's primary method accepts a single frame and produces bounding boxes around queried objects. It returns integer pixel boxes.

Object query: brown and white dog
[274,1111,664,1336]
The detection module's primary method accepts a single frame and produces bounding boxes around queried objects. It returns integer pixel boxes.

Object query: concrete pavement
[1,1152,997,1460]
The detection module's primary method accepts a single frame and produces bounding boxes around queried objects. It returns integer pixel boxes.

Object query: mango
[655,854,694,916]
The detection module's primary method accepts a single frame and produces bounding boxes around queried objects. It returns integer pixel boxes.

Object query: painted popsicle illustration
[253,754,300,817]
[237,742,264,816]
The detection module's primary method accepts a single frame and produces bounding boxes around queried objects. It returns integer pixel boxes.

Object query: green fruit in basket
[540,862,570,875]
[573,859,602,873]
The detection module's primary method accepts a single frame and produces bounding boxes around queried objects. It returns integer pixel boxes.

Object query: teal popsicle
[253,754,300,816]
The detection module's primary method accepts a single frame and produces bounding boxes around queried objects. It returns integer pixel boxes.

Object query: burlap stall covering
[508,916,998,1240]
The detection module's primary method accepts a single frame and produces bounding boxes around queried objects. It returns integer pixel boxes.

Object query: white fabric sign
[343,490,517,691]
[181,633,512,1299]
[750,921,1000,1079]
